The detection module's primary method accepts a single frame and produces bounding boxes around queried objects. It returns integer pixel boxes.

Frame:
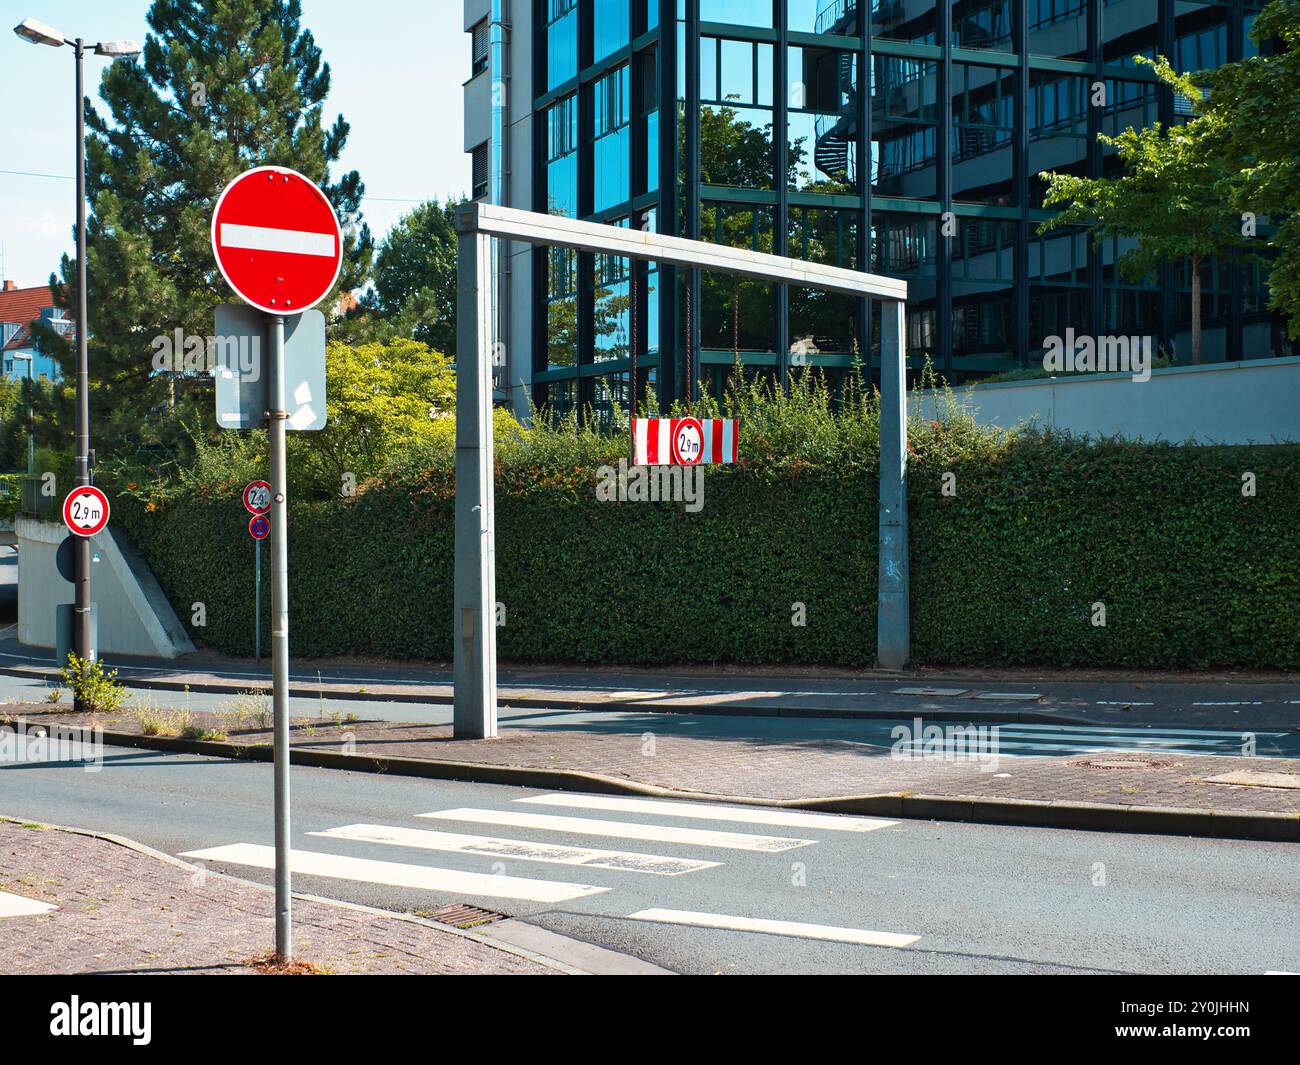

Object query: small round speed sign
[243,480,272,515]
[63,486,111,538]
[671,417,705,466]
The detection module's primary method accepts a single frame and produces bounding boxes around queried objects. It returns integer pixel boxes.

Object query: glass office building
[463,0,1290,421]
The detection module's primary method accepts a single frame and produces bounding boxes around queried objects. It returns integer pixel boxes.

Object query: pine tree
[34,0,372,468]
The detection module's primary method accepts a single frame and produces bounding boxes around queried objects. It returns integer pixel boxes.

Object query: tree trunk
[1190,254,1202,365]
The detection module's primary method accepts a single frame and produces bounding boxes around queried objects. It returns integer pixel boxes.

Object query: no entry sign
[211,166,342,315]
[62,486,110,538]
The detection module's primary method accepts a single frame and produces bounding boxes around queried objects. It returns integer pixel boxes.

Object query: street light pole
[12,17,139,702]
[73,37,92,690]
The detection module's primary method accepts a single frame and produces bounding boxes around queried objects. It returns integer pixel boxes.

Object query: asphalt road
[2,743,1296,975]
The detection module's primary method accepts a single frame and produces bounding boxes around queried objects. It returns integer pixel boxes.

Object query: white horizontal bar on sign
[465,204,909,302]
[626,908,920,948]
[417,808,814,852]
[310,824,720,876]
[515,794,896,833]
[180,843,608,903]
[220,223,336,257]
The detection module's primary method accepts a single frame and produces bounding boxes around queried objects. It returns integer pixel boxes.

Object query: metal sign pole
[267,313,292,960]
[255,539,262,663]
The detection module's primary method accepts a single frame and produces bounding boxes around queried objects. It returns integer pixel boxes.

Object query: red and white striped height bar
[632,417,739,466]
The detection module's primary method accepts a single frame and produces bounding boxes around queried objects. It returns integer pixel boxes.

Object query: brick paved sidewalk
[0,821,556,975]
[11,706,1299,819]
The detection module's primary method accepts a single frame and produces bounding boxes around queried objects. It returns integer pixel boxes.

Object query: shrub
[114,373,1300,670]
[60,654,128,714]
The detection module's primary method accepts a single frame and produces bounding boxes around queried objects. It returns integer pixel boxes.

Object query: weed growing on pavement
[59,654,128,715]
[137,704,193,738]
[44,688,65,705]
[217,690,272,732]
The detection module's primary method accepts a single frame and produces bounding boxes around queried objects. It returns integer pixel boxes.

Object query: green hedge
[115,427,1300,670]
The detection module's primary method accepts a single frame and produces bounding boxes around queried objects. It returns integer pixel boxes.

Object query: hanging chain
[629,242,638,422]
[684,272,693,414]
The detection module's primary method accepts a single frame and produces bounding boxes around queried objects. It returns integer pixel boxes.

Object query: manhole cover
[1071,756,1172,770]
[415,903,509,929]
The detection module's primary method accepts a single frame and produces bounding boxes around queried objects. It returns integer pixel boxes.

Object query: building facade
[0,282,68,383]
[463,0,1290,422]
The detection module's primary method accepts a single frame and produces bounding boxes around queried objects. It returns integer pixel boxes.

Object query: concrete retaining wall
[16,516,195,659]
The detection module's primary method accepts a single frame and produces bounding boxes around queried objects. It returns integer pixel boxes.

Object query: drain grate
[1070,756,1173,771]
[416,903,509,929]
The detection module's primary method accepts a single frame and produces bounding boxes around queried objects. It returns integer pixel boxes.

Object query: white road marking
[971,692,1041,700]
[0,889,55,918]
[627,908,920,948]
[516,794,895,833]
[417,809,814,852]
[311,823,720,876]
[220,222,336,257]
[1192,701,1263,706]
[180,843,608,903]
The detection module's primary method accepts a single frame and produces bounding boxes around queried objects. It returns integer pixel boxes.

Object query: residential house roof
[0,282,60,326]
[0,282,76,353]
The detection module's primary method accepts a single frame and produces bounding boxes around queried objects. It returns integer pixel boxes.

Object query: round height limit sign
[63,486,110,538]
[211,166,342,315]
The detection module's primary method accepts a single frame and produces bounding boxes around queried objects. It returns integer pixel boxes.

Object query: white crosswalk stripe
[179,793,921,948]
[627,908,920,948]
[514,794,896,832]
[0,889,55,918]
[180,842,609,903]
[310,823,721,876]
[417,808,814,851]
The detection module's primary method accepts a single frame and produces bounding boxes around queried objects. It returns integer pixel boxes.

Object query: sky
[0,0,470,288]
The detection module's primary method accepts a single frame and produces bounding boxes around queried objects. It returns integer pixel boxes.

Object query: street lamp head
[13,16,66,46]
[95,39,140,58]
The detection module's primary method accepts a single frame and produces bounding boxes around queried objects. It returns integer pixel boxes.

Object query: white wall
[912,357,1300,444]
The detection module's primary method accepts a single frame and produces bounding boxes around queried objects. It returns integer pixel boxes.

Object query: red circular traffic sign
[62,486,110,538]
[671,417,705,466]
[248,514,270,541]
[243,480,272,515]
[211,166,342,315]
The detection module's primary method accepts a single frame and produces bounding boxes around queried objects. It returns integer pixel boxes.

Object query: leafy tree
[369,199,460,354]
[1195,0,1300,338]
[33,0,372,466]
[291,337,455,496]
[1038,56,1249,363]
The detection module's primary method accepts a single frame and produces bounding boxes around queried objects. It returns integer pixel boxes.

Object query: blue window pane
[696,0,773,28]
[546,94,579,217]
[594,0,630,64]
[593,66,631,213]
[645,109,660,193]
[547,5,577,89]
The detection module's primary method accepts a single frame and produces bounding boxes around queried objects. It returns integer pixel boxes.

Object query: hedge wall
[116,431,1300,670]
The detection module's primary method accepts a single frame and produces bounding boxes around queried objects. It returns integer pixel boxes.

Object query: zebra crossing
[180,792,919,949]
[892,722,1289,758]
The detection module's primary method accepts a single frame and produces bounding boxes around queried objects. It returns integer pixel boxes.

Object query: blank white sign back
[213,304,327,431]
